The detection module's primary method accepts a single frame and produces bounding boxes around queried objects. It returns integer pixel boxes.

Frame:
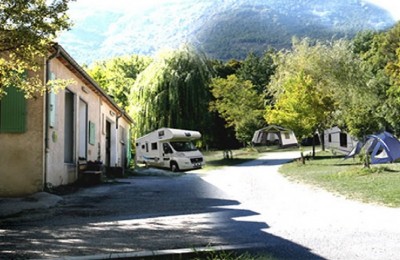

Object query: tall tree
[370,22,400,134]
[267,38,377,142]
[88,55,152,109]
[351,30,377,55]
[236,49,276,95]
[212,59,241,79]
[329,40,382,138]
[0,0,73,98]
[207,59,243,148]
[267,39,336,150]
[129,45,214,143]
[209,75,264,144]
[266,71,333,149]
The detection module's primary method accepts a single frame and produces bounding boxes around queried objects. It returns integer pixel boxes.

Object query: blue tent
[345,141,363,159]
[364,132,400,164]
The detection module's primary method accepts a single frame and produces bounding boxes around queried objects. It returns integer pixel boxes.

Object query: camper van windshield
[170,141,198,152]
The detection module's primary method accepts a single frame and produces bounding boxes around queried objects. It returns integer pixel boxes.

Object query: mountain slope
[58,0,395,64]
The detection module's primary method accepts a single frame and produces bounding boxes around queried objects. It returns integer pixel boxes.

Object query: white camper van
[135,128,205,171]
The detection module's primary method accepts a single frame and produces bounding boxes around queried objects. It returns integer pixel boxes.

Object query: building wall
[0,51,132,196]
[100,102,131,168]
[46,58,103,187]
[0,70,46,197]
[118,116,131,168]
[46,58,132,187]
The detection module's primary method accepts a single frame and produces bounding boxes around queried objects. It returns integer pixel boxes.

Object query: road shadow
[233,158,295,167]
[0,175,324,259]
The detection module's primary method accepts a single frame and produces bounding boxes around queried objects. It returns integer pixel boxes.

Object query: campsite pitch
[279,151,400,207]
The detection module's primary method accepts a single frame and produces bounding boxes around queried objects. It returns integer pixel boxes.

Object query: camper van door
[162,142,173,168]
[150,141,164,167]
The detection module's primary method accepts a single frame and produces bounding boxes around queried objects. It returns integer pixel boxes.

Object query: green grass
[200,145,317,171]
[279,151,400,207]
[191,250,277,260]
[199,146,305,172]
[201,149,263,171]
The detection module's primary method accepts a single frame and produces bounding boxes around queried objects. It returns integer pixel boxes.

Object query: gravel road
[1,151,399,259]
[201,151,400,260]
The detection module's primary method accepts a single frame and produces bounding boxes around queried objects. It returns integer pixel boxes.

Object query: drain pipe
[44,44,60,191]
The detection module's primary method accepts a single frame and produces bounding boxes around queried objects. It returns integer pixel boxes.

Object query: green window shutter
[89,121,95,145]
[48,72,56,128]
[0,87,27,133]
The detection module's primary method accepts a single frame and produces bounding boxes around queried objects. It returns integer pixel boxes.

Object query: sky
[65,0,400,21]
[365,0,400,20]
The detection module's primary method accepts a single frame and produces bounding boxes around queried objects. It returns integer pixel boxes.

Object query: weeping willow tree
[129,45,214,143]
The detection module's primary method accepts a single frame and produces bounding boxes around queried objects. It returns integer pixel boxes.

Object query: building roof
[51,44,134,124]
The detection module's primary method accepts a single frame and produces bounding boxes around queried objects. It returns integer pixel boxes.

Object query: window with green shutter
[89,121,95,145]
[0,87,27,133]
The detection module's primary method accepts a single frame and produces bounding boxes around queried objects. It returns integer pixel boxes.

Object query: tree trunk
[320,131,325,151]
[312,135,315,158]
[364,152,370,168]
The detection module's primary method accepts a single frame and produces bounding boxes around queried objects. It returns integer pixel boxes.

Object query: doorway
[105,121,111,166]
[64,90,74,163]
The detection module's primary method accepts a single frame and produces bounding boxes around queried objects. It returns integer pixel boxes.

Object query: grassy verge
[279,151,400,207]
[191,250,277,260]
[145,249,277,260]
[201,149,264,171]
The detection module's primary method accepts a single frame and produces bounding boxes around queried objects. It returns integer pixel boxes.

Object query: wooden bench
[78,160,103,185]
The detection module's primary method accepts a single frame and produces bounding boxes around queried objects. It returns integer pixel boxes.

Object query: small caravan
[135,128,205,171]
[324,126,358,153]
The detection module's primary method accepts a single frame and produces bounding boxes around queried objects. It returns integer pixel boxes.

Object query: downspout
[44,44,60,191]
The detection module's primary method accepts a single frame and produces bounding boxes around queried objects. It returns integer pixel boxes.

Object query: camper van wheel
[170,162,179,172]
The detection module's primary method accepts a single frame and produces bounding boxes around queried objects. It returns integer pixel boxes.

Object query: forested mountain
[59,0,395,64]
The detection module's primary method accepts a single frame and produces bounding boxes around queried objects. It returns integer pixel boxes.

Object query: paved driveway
[1,151,399,259]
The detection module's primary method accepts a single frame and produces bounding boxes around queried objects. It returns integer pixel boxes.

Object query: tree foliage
[129,45,214,142]
[208,51,276,145]
[324,39,381,138]
[372,22,400,133]
[212,59,241,79]
[267,39,336,138]
[266,72,332,139]
[0,0,73,98]
[267,37,382,140]
[339,22,400,136]
[88,21,400,149]
[210,75,264,144]
[88,55,152,109]
[236,50,276,95]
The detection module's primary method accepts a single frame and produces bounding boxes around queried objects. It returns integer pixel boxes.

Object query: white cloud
[365,0,400,20]
[66,0,184,23]
[67,0,400,23]
[67,0,127,21]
